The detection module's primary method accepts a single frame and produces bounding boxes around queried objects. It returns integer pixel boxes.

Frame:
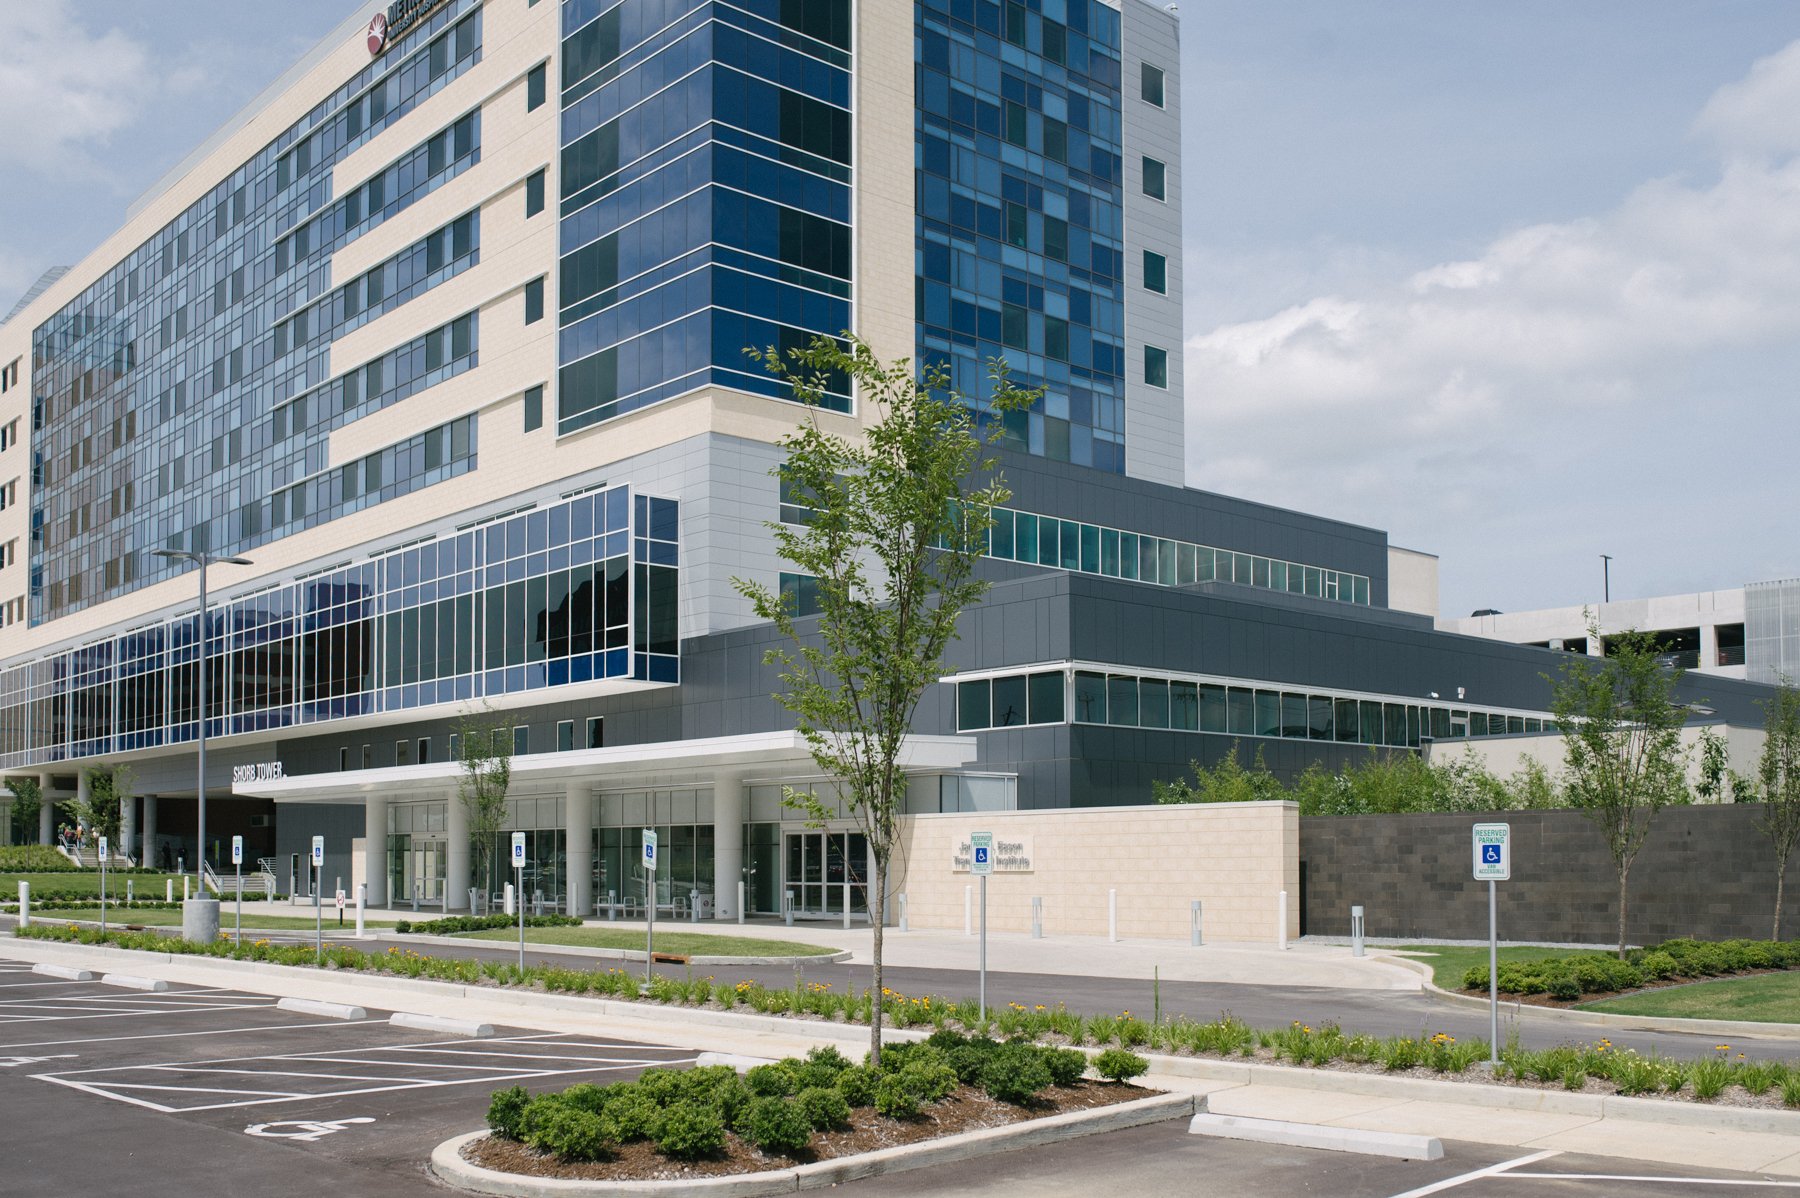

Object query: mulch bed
[465,1081,1148,1182]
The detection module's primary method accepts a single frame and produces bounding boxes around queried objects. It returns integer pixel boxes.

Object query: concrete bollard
[690,889,700,924]
[1351,905,1365,957]
[503,883,514,917]
[182,876,190,900]
[842,880,851,930]
[1278,890,1289,951]
[898,893,909,933]
[607,889,617,921]
[784,889,794,927]
[1108,889,1118,943]
[1191,900,1203,947]
[166,879,173,902]
[469,887,480,917]
[737,880,746,925]
[413,881,421,913]
[355,884,366,937]
[127,880,134,905]
[535,891,545,918]
[17,881,27,929]
[964,885,973,936]
[1032,896,1043,939]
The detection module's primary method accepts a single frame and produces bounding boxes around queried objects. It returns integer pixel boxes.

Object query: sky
[2,2,1797,618]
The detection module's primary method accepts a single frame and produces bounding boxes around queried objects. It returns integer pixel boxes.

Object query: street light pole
[153,548,252,944]
[1600,554,1612,604]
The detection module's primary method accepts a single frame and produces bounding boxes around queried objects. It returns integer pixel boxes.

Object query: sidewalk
[292,900,1421,991]
[4,933,1795,1177]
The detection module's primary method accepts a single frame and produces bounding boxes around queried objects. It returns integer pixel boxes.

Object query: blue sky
[2,2,1796,618]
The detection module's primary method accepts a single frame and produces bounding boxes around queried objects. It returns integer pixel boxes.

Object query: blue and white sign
[311,835,324,868]
[642,829,658,873]
[97,836,108,861]
[969,831,994,878]
[511,832,526,869]
[1472,822,1511,881]
[231,835,243,866]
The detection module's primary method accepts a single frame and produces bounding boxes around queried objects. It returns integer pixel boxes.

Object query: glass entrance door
[783,831,869,918]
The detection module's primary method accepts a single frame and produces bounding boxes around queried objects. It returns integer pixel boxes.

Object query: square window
[513,725,529,756]
[527,63,547,112]
[524,385,544,432]
[557,719,574,752]
[1143,250,1167,294]
[1144,345,1168,388]
[1142,62,1166,107]
[418,737,431,764]
[525,278,545,324]
[586,716,604,748]
[1142,156,1167,201]
[526,170,546,218]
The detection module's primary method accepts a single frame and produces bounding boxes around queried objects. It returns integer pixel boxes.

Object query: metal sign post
[970,832,993,1021]
[1472,822,1512,1067]
[512,832,527,972]
[98,837,109,935]
[311,835,325,963]
[231,835,244,943]
[641,829,658,987]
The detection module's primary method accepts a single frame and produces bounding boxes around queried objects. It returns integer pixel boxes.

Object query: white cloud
[1184,39,1800,610]
[0,2,159,180]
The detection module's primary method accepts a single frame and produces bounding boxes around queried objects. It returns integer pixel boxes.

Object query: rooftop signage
[367,0,451,57]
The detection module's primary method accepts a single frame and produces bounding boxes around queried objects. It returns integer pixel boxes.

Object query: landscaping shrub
[745,1062,798,1097]
[796,1085,851,1130]
[1044,1047,1089,1087]
[980,1043,1053,1104]
[487,1086,530,1140]
[655,1100,727,1159]
[531,1102,611,1161]
[394,913,581,935]
[835,1064,879,1107]
[1467,937,1800,1003]
[873,1070,928,1119]
[601,1085,661,1142]
[1093,1049,1149,1083]
[559,1083,609,1115]
[517,1094,566,1145]
[0,847,83,871]
[742,1096,812,1154]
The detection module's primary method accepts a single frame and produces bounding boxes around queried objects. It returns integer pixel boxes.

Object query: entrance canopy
[230,731,979,804]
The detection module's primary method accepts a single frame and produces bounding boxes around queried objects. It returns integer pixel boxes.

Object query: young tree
[7,776,41,844]
[1549,627,1691,958]
[732,335,1035,1066]
[455,708,513,907]
[73,766,131,849]
[1695,727,1730,803]
[1755,680,1800,939]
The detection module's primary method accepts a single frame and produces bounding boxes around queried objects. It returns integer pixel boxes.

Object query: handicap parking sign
[969,831,994,877]
[1482,845,1501,864]
[1472,823,1510,881]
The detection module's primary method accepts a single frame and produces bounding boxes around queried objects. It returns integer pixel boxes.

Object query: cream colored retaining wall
[889,802,1299,944]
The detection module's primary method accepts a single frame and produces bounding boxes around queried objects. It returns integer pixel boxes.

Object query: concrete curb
[428,1092,1198,1197]
[1377,952,1800,1042]
[100,973,167,991]
[276,996,367,1020]
[384,930,853,968]
[1187,1113,1443,1160]
[30,963,93,981]
[393,1011,495,1038]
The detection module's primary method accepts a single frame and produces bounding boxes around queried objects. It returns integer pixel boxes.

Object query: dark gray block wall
[1301,806,1800,946]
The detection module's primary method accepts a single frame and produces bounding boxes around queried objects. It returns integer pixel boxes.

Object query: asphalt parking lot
[3,955,1797,1197]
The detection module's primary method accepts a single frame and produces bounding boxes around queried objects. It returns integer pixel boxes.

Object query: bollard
[1351,905,1365,958]
[355,884,366,937]
[784,889,794,927]
[898,893,909,933]
[503,882,514,917]
[1032,896,1043,939]
[964,885,972,936]
[16,881,27,929]
[607,889,617,921]
[535,891,544,918]
[127,880,135,904]
[737,880,746,925]
[182,875,190,900]
[468,887,480,917]
[166,879,173,902]
[1191,900,1203,947]
[1277,890,1289,951]
[1108,889,1117,943]
[842,880,851,930]
[690,889,700,924]
[413,881,421,913]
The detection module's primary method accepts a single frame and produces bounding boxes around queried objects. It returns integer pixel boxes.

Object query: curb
[1376,952,1800,1042]
[429,1091,1198,1197]
[393,1012,495,1038]
[1187,1113,1443,1160]
[277,996,367,1020]
[383,930,854,968]
[31,963,93,981]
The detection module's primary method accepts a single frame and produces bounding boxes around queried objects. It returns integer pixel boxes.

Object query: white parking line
[1387,1150,1562,1197]
[1505,1174,1800,1189]
[0,1019,387,1051]
[31,1032,699,1115]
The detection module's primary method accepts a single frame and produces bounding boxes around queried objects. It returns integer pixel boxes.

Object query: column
[712,772,744,921]
[1700,622,1719,671]
[37,773,52,845]
[446,795,471,911]
[363,796,389,909]
[565,781,594,917]
[142,796,158,870]
[122,794,137,865]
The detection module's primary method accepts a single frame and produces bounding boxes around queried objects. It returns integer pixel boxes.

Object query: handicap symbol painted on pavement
[1482,845,1502,864]
[245,1117,374,1142]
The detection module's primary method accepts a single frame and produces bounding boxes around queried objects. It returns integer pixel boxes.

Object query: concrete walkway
[4,933,1796,1179]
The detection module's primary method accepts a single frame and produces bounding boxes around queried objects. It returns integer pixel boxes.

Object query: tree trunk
[1616,866,1629,960]
[1776,858,1787,942]
[869,852,885,1068]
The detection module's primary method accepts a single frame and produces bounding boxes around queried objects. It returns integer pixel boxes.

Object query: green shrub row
[17,923,1798,1109]
[393,913,582,934]
[1463,938,1800,1000]
[0,847,84,872]
[8,899,186,912]
[487,1035,1136,1164]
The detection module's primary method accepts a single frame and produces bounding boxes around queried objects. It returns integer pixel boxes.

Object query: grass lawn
[29,908,397,932]
[1387,944,1597,988]
[459,925,838,957]
[2,873,199,898]
[1581,973,1800,1024]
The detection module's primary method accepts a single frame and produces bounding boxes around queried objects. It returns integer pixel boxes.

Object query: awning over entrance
[230,730,979,804]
